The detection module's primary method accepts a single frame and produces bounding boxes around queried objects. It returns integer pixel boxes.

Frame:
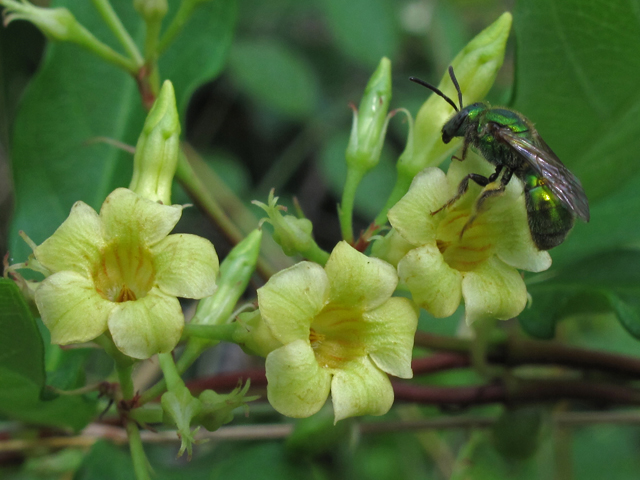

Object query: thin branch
[414,332,640,378]
[5,411,640,453]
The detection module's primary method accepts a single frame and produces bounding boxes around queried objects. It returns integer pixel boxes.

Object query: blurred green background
[3,0,640,478]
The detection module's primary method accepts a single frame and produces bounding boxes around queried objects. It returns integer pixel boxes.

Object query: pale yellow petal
[363,298,417,379]
[331,356,394,422]
[34,201,104,275]
[258,262,329,344]
[153,234,219,299]
[108,287,183,359]
[100,188,182,246]
[398,244,462,317]
[35,271,112,344]
[492,195,552,272]
[266,339,331,418]
[462,256,527,325]
[324,241,397,311]
[388,167,451,246]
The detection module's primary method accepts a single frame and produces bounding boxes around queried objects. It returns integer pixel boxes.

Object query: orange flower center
[92,241,156,302]
[309,305,367,370]
[435,206,494,272]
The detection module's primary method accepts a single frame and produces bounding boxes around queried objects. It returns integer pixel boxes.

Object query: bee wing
[495,128,590,222]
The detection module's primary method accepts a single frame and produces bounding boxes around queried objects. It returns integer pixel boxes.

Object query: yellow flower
[386,155,551,324]
[33,188,218,359]
[257,242,417,422]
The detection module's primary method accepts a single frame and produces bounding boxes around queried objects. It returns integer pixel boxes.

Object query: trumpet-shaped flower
[258,241,417,422]
[386,155,551,324]
[32,188,218,359]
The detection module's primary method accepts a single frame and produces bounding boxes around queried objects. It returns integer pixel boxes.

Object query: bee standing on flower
[410,66,590,250]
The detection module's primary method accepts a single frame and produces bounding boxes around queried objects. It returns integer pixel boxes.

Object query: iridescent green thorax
[470,108,533,170]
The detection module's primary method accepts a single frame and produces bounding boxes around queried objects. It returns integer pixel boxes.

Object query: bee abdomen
[525,184,575,250]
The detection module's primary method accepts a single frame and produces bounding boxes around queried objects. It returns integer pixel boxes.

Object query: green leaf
[210,442,311,480]
[228,39,319,118]
[0,279,45,390]
[491,407,544,461]
[512,0,640,264]
[75,441,135,480]
[8,0,236,264]
[0,279,94,429]
[604,292,640,340]
[318,0,399,68]
[521,250,640,340]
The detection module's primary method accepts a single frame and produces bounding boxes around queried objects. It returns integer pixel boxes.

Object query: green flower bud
[253,191,314,258]
[1,1,82,42]
[0,1,138,73]
[345,57,392,173]
[194,382,259,432]
[233,310,283,358]
[134,0,168,22]
[192,229,263,326]
[401,12,512,178]
[129,80,181,205]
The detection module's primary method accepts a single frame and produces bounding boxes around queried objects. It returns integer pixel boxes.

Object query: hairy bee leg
[431,173,492,215]
[459,168,512,238]
[452,138,470,162]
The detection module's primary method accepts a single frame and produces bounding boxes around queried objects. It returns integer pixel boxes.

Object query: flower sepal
[194,381,259,432]
[161,386,202,460]
[253,191,316,258]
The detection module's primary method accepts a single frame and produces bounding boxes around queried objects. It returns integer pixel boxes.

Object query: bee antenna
[448,66,464,110]
[409,77,459,112]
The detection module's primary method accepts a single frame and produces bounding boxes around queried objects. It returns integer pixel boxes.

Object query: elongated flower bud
[401,12,512,178]
[345,57,392,173]
[129,80,181,205]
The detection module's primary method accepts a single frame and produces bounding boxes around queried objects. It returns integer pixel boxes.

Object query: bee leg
[431,173,492,215]
[452,134,472,161]
[460,168,512,238]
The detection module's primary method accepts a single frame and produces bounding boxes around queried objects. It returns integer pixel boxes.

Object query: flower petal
[370,228,414,268]
[363,298,418,379]
[462,256,527,324]
[388,167,451,246]
[324,241,397,311]
[331,356,394,422]
[153,234,219,299]
[108,287,183,359]
[398,243,462,317]
[258,262,329,344]
[100,188,182,247]
[35,201,105,275]
[492,196,552,272]
[266,339,331,418]
[35,271,112,344]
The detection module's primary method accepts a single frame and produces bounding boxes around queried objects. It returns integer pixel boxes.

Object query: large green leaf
[512,0,640,265]
[8,0,236,263]
[520,250,640,340]
[318,0,399,68]
[228,39,320,119]
[0,279,93,430]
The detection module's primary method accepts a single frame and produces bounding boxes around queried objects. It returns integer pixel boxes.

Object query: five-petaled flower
[385,154,551,324]
[32,188,218,359]
[257,241,418,422]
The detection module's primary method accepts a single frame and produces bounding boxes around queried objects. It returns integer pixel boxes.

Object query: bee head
[441,111,468,144]
[409,66,466,144]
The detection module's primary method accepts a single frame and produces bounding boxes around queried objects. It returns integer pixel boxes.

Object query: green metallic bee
[409,67,590,250]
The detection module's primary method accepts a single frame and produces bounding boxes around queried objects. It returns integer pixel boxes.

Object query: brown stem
[393,379,640,406]
[414,332,640,378]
